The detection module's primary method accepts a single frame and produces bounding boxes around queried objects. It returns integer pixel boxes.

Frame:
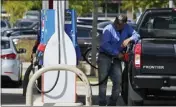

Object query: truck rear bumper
[134,75,176,89]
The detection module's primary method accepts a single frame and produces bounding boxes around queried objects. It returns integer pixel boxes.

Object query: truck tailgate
[141,39,176,75]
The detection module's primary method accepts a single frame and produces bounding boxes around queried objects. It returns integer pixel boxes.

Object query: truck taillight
[134,44,141,68]
[1,53,16,59]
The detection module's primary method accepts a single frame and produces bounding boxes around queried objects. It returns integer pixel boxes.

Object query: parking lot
[1,62,176,106]
[1,0,176,106]
[1,62,119,106]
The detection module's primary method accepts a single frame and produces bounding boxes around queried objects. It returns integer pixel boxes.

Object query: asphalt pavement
[1,62,125,106]
[2,62,176,106]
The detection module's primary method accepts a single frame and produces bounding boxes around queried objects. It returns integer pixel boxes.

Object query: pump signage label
[65,10,72,24]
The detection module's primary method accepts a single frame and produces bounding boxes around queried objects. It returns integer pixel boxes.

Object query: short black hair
[114,14,128,25]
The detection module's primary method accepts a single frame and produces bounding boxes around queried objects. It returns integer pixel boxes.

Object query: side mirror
[18,48,26,54]
[13,39,19,45]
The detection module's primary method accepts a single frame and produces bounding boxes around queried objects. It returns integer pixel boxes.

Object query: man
[98,14,140,106]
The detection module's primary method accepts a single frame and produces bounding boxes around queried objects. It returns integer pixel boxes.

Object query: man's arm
[128,25,140,43]
[100,30,119,55]
[122,25,140,47]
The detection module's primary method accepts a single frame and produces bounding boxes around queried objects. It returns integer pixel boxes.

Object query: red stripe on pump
[37,44,46,52]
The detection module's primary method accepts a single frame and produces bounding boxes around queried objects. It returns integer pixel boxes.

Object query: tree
[122,0,169,13]
[173,0,176,6]
[121,0,169,19]
[69,0,103,16]
[30,0,42,10]
[121,0,140,13]
[69,0,93,16]
[2,0,42,25]
[143,0,168,9]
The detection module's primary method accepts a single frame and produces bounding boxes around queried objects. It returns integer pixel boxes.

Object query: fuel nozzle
[121,43,133,62]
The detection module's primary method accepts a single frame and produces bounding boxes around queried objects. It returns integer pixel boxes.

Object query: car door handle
[84,42,91,45]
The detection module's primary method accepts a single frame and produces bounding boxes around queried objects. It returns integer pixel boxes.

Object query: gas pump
[36,9,55,66]
[37,7,79,103]
[37,10,80,66]
[65,9,81,63]
[23,1,87,105]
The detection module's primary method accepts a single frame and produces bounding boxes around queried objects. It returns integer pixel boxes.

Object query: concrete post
[65,0,69,9]
[90,0,98,76]
[42,0,48,9]
[169,0,174,8]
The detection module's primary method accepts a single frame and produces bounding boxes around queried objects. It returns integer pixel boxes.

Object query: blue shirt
[99,24,140,56]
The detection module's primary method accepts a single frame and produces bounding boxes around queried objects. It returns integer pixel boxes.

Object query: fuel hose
[82,44,132,86]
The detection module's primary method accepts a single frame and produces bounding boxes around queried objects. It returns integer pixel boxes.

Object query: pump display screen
[65,11,71,24]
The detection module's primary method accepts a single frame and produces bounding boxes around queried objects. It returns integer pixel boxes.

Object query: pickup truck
[121,8,176,106]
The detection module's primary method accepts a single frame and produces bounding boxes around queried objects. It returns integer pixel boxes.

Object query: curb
[76,81,112,85]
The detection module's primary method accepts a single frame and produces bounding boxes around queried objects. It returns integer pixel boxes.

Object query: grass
[16,39,101,82]
[16,39,36,62]
[76,76,98,82]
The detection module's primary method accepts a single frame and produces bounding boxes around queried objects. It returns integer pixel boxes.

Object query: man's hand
[122,38,131,48]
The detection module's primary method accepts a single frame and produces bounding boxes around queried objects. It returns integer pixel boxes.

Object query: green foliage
[30,0,42,10]
[69,0,103,16]
[122,0,169,12]
[3,1,27,25]
[2,0,42,25]
[69,0,93,16]
[174,0,176,6]
[122,1,141,13]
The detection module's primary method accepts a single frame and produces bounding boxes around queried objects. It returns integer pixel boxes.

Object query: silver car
[1,37,26,87]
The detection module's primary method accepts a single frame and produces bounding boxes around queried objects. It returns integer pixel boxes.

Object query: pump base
[52,102,83,106]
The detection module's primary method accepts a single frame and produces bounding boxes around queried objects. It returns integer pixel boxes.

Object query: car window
[26,15,39,19]
[1,21,6,28]
[77,28,90,37]
[18,22,33,28]
[10,31,20,36]
[139,12,176,38]
[1,40,10,49]
[98,21,112,28]
[32,22,40,30]
[25,12,40,19]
